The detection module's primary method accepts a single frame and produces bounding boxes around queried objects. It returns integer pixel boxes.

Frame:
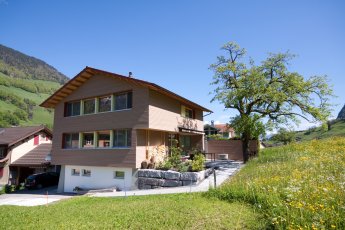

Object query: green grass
[206,137,345,229]
[0,194,265,230]
[0,84,55,127]
[294,120,345,141]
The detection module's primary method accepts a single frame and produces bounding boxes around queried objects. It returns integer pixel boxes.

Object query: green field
[1,138,344,229]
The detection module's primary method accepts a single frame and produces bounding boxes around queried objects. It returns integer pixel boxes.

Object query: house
[0,125,54,186]
[40,67,212,193]
[204,121,235,139]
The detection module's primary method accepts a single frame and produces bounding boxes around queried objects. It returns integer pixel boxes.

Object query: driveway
[0,186,74,206]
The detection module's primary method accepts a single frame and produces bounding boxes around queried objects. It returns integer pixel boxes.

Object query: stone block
[137,169,162,178]
[182,180,196,186]
[180,172,198,182]
[162,170,180,180]
[138,177,164,186]
[162,179,181,187]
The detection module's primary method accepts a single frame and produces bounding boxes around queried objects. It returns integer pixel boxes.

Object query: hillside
[0,44,69,128]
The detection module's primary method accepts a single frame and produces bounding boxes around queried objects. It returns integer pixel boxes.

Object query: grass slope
[206,137,345,229]
[294,119,345,141]
[0,194,264,230]
[0,82,58,128]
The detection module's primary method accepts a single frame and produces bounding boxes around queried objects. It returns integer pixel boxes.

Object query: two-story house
[0,125,53,186]
[40,67,211,193]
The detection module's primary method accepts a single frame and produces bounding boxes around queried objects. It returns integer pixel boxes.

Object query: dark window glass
[114,171,125,179]
[115,92,132,110]
[71,169,80,176]
[82,169,91,177]
[83,133,94,148]
[65,101,80,117]
[98,131,110,148]
[185,107,193,119]
[113,129,131,148]
[83,99,95,114]
[63,133,79,149]
[99,96,111,112]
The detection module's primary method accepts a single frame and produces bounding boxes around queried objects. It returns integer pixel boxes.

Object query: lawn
[0,194,264,230]
[206,137,345,229]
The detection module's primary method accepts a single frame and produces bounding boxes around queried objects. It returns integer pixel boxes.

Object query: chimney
[128,72,133,78]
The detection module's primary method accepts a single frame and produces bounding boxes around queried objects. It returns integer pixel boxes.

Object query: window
[114,171,125,179]
[98,95,111,112]
[83,133,94,148]
[0,148,6,158]
[179,135,191,149]
[83,99,95,114]
[82,169,91,177]
[65,101,81,117]
[113,129,131,148]
[63,133,79,149]
[71,168,80,176]
[98,131,110,148]
[115,92,132,110]
[181,105,194,119]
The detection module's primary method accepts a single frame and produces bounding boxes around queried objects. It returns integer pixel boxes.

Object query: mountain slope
[0,44,69,128]
[0,44,69,84]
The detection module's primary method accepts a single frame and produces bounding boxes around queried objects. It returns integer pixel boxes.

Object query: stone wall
[137,169,213,189]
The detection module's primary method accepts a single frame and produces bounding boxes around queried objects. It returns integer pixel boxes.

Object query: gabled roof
[0,125,52,146]
[11,143,52,166]
[40,66,212,112]
[214,124,234,133]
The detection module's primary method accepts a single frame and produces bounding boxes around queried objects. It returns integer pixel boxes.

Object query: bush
[191,154,205,172]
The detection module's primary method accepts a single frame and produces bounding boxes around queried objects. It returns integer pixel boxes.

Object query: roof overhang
[40,66,212,113]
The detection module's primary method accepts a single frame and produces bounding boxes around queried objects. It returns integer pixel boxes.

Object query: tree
[271,128,295,145]
[210,42,333,162]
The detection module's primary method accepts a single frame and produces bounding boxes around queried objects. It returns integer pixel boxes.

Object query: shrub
[191,154,205,172]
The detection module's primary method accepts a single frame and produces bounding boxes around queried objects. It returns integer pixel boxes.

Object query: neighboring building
[204,121,235,139]
[40,67,211,192]
[0,125,53,186]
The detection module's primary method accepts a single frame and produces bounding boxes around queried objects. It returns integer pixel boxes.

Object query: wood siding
[51,75,149,167]
[206,140,258,161]
[148,90,204,132]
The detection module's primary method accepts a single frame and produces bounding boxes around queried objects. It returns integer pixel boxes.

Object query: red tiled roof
[0,125,52,146]
[214,124,234,133]
[11,143,52,166]
[40,66,212,112]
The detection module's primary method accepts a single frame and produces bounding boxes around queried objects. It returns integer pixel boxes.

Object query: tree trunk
[242,132,250,163]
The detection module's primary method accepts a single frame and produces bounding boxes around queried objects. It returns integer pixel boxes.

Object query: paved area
[93,161,242,198]
[0,186,74,206]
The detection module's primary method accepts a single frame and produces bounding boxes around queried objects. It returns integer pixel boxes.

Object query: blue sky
[1,0,344,130]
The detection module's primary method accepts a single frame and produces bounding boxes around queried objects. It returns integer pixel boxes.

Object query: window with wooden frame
[114,92,132,111]
[181,105,194,119]
[65,101,81,117]
[98,95,112,112]
[83,98,96,114]
[63,133,79,149]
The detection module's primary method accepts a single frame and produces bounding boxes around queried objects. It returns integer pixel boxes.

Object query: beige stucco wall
[10,134,51,164]
[148,90,204,132]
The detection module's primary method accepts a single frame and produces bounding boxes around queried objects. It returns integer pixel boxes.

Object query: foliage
[206,137,345,229]
[191,153,205,172]
[0,111,20,127]
[270,128,295,145]
[0,194,265,229]
[210,41,333,162]
[207,134,228,140]
[231,114,265,140]
[0,44,69,84]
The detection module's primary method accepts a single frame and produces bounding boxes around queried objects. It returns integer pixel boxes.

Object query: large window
[115,92,132,110]
[83,133,94,148]
[98,95,111,112]
[98,131,110,148]
[65,101,81,117]
[83,99,95,114]
[113,129,131,148]
[63,133,79,149]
